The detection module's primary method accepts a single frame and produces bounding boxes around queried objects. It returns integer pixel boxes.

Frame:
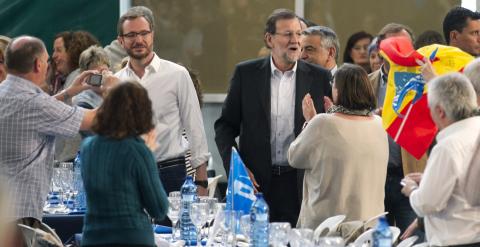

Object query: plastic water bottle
[372,216,392,247]
[180,176,197,245]
[250,193,269,247]
[73,152,86,212]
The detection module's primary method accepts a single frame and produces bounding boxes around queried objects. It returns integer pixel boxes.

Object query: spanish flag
[379,37,474,159]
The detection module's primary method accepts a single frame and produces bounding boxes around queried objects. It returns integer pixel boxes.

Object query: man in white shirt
[401,73,480,246]
[115,6,209,195]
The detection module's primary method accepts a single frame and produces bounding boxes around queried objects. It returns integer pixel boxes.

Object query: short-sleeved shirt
[0,74,84,220]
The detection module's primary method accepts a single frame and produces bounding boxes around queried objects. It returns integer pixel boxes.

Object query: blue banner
[226,147,256,215]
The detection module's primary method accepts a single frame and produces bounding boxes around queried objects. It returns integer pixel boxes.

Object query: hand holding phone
[87,74,103,86]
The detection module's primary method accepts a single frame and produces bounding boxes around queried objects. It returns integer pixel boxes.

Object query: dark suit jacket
[214,57,332,194]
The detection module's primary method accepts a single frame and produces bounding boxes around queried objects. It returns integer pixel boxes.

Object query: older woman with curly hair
[49,30,100,95]
[80,81,168,247]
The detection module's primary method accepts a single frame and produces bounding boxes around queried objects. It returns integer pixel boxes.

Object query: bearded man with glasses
[116,6,210,197]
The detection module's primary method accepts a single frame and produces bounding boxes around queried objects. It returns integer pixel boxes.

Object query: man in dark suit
[214,9,331,226]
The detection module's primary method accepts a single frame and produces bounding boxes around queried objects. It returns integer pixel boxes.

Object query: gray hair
[463,58,480,97]
[117,6,155,36]
[302,26,340,61]
[79,45,110,71]
[428,72,477,121]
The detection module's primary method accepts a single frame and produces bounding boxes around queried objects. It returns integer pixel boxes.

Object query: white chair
[313,215,346,240]
[207,175,223,198]
[39,222,62,245]
[390,226,401,243]
[412,242,429,247]
[353,226,402,247]
[397,236,419,247]
[364,212,389,228]
[17,224,63,247]
[353,228,374,246]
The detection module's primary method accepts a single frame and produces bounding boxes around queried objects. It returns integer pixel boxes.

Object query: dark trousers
[155,157,186,226]
[157,157,187,194]
[385,175,424,241]
[263,168,300,227]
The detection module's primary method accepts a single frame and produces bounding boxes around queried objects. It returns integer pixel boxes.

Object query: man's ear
[328,47,336,60]
[436,105,446,119]
[450,30,458,43]
[117,36,125,48]
[264,33,273,49]
[33,58,41,73]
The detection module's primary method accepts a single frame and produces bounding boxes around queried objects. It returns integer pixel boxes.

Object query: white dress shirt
[410,116,480,246]
[270,57,296,166]
[116,54,210,168]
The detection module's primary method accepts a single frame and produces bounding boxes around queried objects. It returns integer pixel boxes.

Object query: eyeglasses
[274,31,302,39]
[121,30,152,40]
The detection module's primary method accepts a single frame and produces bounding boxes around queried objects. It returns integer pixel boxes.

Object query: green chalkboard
[0,0,119,54]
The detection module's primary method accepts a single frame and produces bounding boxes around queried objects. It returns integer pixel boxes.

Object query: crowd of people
[0,4,480,247]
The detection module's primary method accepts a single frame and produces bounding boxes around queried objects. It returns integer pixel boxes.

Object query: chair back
[397,236,419,247]
[313,215,346,240]
[208,175,223,198]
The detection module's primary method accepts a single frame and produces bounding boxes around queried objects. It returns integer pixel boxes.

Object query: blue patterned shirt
[0,74,84,220]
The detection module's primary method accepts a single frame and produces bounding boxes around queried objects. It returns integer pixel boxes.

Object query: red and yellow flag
[380,37,474,159]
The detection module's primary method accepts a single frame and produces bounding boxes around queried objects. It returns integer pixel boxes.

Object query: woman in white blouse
[288,64,388,229]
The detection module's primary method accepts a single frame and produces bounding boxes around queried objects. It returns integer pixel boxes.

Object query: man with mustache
[215,9,331,226]
[115,6,210,196]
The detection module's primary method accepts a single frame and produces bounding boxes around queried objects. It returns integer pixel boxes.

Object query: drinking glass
[289,228,314,247]
[167,197,181,241]
[200,197,218,239]
[190,202,209,246]
[269,222,291,247]
[316,237,345,247]
[169,191,181,198]
[239,214,251,243]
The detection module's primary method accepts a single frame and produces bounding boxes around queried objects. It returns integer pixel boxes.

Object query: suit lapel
[258,57,271,128]
[294,61,312,136]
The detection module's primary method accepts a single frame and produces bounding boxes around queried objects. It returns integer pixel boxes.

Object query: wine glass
[240,214,251,243]
[200,197,218,239]
[269,222,291,247]
[190,202,208,246]
[316,237,345,247]
[169,191,181,198]
[167,197,181,241]
[289,228,314,247]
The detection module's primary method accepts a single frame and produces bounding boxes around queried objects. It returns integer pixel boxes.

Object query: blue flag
[226,147,256,215]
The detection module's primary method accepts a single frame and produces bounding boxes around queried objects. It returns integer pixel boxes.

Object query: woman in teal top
[80,81,168,247]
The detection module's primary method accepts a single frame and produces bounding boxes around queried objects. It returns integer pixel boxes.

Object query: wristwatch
[194,180,208,189]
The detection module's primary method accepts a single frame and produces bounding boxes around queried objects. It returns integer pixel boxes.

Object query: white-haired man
[401,73,480,246]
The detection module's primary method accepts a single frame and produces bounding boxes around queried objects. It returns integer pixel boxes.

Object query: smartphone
[87,74,102,86]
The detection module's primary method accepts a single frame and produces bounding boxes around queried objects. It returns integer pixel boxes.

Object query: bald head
[5,36,46,74]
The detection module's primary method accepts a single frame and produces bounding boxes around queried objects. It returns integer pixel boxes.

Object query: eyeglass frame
[120,30,152,40]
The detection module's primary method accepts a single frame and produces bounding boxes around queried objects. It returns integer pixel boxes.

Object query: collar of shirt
[380,64,388,85]
[436,117,480,143]
[330,65,338,77]
[5,74,44,94]
[125,53,162,81]
[270,56,297,79]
